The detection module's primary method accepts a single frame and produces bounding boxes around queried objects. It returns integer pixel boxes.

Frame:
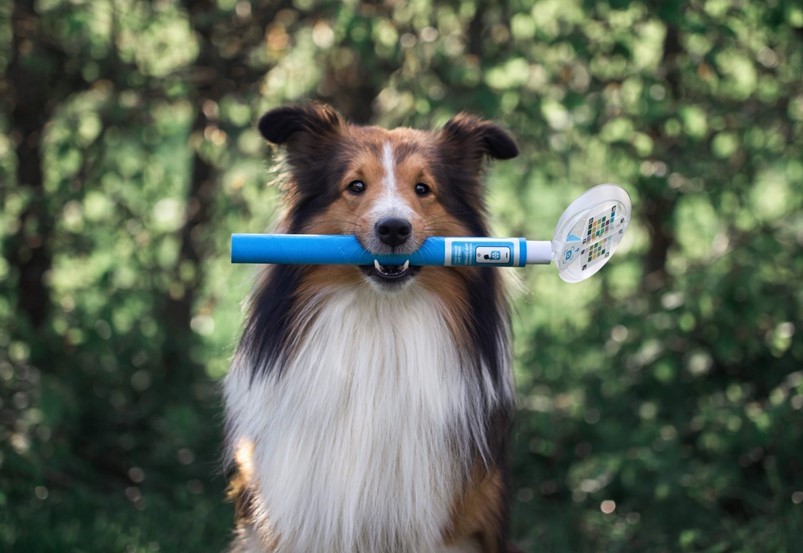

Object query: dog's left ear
[439,114,519,164]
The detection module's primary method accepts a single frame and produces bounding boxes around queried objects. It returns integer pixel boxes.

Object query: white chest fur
[225,286,496,553]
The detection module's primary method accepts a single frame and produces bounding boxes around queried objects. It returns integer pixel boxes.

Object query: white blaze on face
[369,142,414,222]
[382,141,398,191]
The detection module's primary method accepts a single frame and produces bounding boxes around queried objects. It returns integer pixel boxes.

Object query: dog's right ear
[257,104,343,147]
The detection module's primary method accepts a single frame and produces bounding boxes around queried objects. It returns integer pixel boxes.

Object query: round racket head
[552,184,632,283]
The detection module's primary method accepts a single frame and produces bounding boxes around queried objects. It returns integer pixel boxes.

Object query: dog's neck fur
[225,284,505,552]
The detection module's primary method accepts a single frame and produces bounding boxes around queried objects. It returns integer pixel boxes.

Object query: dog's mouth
[361,259,418,285]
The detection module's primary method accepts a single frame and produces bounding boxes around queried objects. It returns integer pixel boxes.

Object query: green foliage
[1,0,802,551]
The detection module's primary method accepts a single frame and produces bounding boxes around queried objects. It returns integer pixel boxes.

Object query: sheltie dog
[224,103,519,553]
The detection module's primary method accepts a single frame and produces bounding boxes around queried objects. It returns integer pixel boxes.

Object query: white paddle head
[552,184,632,283]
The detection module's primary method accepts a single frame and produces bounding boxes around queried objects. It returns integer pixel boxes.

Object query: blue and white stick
[231,184,631,283]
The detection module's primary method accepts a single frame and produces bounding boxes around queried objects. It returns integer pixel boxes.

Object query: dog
[224,103,519,553]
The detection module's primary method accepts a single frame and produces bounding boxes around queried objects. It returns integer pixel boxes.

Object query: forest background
[1,0,802,551]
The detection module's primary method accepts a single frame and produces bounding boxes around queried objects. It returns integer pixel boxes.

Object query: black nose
[375,217,412,247]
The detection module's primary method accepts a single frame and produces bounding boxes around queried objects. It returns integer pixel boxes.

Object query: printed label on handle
[444,238,522,267]
[476,246,511,264]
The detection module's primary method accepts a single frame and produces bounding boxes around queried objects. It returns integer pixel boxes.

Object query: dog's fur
[224,104,519,552]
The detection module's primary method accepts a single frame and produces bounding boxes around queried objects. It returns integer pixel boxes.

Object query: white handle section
[526,241,553,264]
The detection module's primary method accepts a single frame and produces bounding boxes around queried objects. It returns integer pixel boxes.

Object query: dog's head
[258,103,518,291]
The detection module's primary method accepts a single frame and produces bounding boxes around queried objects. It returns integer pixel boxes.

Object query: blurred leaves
[1,0,802,551]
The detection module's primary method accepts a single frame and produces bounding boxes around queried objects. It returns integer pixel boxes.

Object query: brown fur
[444,465,509,552]
[228,439,280,551]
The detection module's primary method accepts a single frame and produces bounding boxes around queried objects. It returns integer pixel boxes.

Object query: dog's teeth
[372,258,411,278]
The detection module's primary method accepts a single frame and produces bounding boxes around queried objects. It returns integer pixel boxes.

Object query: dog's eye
[414,183,431,196]
[347,180,366,195]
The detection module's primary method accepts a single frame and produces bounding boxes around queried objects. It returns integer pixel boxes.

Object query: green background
[1,0,802,551]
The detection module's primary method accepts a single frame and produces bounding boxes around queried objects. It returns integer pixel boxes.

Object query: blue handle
[231,234,530,267]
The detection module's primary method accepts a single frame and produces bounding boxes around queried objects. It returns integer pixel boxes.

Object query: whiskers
[421,213,474,237]
[307,215,365,232]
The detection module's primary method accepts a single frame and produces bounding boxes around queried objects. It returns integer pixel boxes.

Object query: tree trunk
[5,0,55,331]
[640,22,683,292]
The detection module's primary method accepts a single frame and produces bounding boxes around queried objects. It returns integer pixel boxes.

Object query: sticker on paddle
[552,184,632,283]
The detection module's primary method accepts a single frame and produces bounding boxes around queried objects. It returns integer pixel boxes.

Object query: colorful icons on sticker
[583,204,617,245]
[583,235,612,268]
[579,204,618,271]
